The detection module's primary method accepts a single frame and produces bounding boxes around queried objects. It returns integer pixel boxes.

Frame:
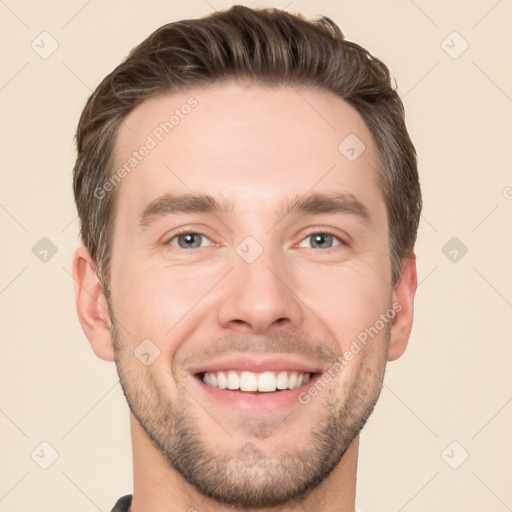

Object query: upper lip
[188,354,324,375]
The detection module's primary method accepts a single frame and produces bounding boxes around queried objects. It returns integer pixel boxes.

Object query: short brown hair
[73,4,421,296]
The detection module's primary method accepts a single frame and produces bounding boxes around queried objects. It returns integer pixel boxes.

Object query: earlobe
[72,246,115,362]
[388,253,418,361]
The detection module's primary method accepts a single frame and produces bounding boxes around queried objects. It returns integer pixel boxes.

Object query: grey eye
[168,233,211,249]
[298,233,342,249]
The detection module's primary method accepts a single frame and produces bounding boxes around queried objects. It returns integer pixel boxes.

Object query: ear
[387,253,417,361]
[72,246,115,362]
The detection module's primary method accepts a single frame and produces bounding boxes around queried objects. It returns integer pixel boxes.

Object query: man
[72,5,421,512]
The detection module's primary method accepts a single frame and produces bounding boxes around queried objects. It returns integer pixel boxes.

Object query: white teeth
[240,371,258,391]
[258,371,277,392]
[227,370,239,390]
[217,371,227,389]
[201,370,312,392]
[276,371,288,390]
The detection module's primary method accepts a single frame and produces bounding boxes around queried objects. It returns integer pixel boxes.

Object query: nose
[216,244,304,334]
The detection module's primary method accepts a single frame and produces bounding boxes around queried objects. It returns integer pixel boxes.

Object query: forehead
[112,82,385,225]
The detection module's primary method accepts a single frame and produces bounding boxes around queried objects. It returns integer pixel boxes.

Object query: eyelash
[164,228,347,251]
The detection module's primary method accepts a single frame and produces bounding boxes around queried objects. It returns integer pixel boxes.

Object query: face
[106,83,397,507]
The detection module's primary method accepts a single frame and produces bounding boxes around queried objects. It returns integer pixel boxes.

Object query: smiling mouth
[196,370,316,393]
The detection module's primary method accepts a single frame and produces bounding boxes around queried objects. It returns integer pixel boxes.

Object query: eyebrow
[137,191,372,229]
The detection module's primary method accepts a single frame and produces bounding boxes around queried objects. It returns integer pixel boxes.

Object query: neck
[129,412,359,512]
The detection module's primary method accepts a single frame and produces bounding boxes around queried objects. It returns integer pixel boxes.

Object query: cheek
[110,263,174,336]
[296,266,390,349]
[110,260,219,347]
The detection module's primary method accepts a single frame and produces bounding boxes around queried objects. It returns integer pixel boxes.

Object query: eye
[297,232,344,250]
[167,232,213,249]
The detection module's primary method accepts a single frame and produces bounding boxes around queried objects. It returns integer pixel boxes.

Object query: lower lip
[192,374,319,414]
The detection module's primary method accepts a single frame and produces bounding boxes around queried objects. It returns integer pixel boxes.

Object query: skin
[73,83,417,512]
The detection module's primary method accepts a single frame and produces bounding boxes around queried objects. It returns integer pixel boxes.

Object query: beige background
[1,0,511,511]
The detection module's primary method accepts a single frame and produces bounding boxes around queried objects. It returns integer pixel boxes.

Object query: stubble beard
[109,300,389,508]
